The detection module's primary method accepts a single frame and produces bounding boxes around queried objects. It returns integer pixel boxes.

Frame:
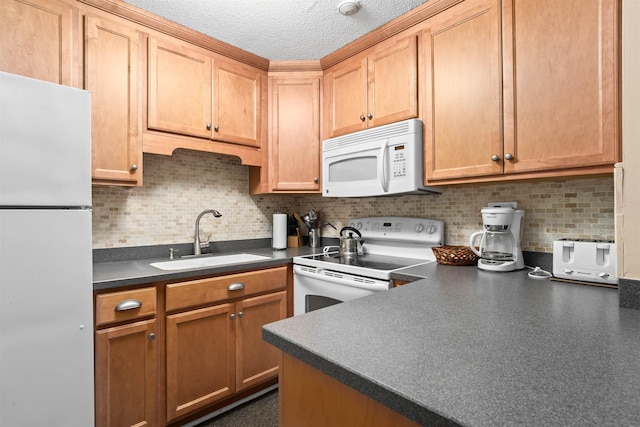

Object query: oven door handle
[293,265,391,292]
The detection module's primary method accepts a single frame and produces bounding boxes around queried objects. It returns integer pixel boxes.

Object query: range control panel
[348,216,444,245]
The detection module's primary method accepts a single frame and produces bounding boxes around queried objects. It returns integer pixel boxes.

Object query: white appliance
[553,239,618,285]
[469,204,525,272]
[322,119,442,197]
[293,216,444,315]
[0,72,94,426]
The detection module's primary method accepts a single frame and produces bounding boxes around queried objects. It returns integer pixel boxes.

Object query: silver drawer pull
[115,299,142,311]
[227,282,245,291]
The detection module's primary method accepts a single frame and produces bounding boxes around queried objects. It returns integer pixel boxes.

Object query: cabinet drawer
[166,266,287,312]
[95,287,157,327]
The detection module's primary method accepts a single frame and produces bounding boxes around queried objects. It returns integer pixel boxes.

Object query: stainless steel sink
[150,253,270,271]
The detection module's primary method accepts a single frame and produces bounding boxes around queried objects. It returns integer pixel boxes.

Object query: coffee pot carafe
[469,206,524,272]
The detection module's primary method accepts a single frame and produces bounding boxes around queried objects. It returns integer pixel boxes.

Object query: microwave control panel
[392,145,407,178]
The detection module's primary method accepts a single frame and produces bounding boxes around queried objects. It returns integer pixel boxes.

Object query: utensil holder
[309,228,321,248]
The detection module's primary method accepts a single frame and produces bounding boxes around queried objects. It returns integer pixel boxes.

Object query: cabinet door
[147,37,212,139]
[367,35,418,129]
[166,304,235,422]
[502,0,619,173]
[423,0,503,181]
[0,0,76,86]
[95,319,157,427]
[85,16,141,186]
[213,59,262,147]
[270,77,321,191]
[235,291,287,392]
[326,57,368,137]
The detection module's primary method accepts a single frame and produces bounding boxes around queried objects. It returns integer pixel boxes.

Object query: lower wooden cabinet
[95,319,157,427]
[165,291,286,422]
[165,303,235,421]
[279,353,420,427]
[236,292,287,391]
[95,266,289,427]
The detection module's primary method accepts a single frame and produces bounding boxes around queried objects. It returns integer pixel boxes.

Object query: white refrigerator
[0,72,94,426]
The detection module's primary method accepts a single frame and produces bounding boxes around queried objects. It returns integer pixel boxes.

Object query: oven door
[293,264,391,316]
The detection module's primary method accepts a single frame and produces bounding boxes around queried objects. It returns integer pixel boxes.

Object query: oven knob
[414,223,425,233]
[428,224,437,234]
[354,222,363,230]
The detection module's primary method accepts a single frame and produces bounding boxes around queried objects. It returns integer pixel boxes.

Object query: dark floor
[195,389,278,427]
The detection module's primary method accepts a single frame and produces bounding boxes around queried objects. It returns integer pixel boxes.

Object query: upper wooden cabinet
[269,76,321,192]
[424,0,619,183]
[501,0,619,174]
[423,0,503,181]
[85,15,142,186]
[214,60,262,147]
[0,0,78,87]
[325,35,418,138]
[147,36,262,148]
[147,37,212,139]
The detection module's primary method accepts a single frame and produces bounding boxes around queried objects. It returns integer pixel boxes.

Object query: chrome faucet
[194,209,222,256]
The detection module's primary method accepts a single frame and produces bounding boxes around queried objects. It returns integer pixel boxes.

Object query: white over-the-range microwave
[322,118,442,197]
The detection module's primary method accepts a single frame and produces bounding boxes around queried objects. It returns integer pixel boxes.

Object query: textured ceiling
[122,0,431,60]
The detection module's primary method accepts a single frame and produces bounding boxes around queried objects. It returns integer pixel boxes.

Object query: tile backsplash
[92,150,614,252]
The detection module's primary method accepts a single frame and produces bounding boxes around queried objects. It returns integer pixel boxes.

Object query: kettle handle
[340,226,362,238]
[469,231,484,256]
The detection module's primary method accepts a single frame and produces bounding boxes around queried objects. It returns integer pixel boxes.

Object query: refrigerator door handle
[115,299,142,311]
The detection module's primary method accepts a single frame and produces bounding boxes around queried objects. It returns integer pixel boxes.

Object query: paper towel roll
[272,213,288,250]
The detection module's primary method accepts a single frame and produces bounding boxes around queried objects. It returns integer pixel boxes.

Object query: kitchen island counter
[263,263,640,426]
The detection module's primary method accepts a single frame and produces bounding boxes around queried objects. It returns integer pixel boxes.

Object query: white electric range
[293,216,444,315]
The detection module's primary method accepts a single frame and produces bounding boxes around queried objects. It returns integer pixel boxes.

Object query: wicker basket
[432,246,479,266]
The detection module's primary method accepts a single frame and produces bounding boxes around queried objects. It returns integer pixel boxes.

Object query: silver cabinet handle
[491,155,500,162]
[214,124,219,132]
[149,333,156,341]
[115,299,141,311]
[206,123,212,130]
[230,313,236,320]
[367,113,373,120]
[227,282,245,291]
[313,177,318,183]
[359,114,366,122]
[238,311,244,318]
[130,164,138,171]
[504,153,514,161]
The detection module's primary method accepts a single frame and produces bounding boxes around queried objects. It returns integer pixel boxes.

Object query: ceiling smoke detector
[338,1,360,16]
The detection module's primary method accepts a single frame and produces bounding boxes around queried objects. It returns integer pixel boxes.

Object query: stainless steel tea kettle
[339,226,364,256]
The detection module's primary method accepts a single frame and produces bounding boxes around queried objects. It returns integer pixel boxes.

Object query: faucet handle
[199,233,212,249]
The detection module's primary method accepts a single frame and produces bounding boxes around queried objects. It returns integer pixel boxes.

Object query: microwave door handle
[377,139,389,193]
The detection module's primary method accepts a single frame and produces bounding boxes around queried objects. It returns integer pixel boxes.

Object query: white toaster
[553,239,618,285]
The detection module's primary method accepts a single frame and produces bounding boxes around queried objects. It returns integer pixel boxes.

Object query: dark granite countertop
[93,244,322,291]
[263,263,640,426]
